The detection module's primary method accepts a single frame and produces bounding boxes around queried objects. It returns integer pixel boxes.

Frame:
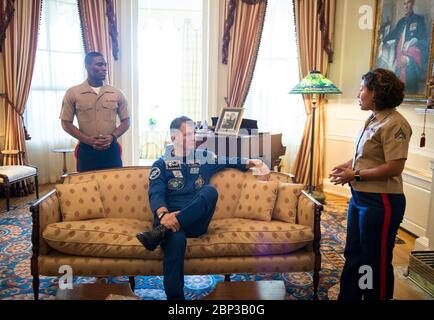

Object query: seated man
[136,116,270,300]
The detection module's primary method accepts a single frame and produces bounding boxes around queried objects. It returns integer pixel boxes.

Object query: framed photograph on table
[370,0,434,102]
[215,107,245,135]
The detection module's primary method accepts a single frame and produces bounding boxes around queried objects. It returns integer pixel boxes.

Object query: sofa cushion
[43,218,313,259]
[56,181,105,222]
[272,183,304,223]
[43,218,163,260]
[188,218,313,258]
[210,169,249,220]
[234,180,279,221]
[63,168,153,221]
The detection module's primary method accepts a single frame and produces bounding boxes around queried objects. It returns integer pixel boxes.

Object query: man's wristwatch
[354,170,362,182]
[157,210,169,220]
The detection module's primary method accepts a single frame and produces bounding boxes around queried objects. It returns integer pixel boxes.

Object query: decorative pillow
[273,183,304,223]
[234,179,279,221]
[56,180,105,222]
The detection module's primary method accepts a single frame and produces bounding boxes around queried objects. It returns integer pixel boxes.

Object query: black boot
[136,224,169,251]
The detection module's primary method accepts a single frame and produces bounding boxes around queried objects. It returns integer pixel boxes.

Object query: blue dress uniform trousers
[75,141,122,172]
[157,185,218,300]
[338,187,405,300]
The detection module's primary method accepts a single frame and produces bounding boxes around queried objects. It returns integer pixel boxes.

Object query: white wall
[325,0,433,237]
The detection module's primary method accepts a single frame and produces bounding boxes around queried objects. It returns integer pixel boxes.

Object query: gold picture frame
[370,0,434,102]
[215,107,245,135]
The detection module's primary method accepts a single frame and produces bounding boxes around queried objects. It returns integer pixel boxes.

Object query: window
[137,0,205,161]
[244,0,306,169]
[25,0,85,183]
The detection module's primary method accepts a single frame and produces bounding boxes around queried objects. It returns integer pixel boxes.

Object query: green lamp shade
[289,70,342,95]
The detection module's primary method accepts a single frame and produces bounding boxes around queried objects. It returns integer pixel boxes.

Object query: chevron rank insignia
[394,128,407,141]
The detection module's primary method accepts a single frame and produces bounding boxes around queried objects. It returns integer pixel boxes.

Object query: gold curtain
[223,0,267,108]
[1,0,41,195]
[292,0,336,190]
[78,0,119,85]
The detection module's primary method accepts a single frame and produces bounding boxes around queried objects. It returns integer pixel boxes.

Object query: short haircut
[85,52,104,65]
[362,68,406,110]
[170,116,193,131]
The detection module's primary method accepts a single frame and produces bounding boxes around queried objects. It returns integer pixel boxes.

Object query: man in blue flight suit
[136,116,269,300]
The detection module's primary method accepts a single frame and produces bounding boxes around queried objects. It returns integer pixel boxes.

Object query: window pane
[138,0,203,126]
[137,0,204,160]
[50,52,86,88]
[48,0,84,53]
[30,50,51,88]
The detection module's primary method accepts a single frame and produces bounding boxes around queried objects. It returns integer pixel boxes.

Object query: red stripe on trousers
[380,193,392,300]
[74,143,80,172]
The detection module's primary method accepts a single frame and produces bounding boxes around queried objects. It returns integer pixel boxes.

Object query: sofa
[30,166,323,300]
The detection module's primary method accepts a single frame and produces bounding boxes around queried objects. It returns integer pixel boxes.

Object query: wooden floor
[1,187,432,300]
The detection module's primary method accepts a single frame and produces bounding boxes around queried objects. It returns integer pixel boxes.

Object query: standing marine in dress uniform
[60,52,130,172]
[136,116,270,300]
[330,69,412,300]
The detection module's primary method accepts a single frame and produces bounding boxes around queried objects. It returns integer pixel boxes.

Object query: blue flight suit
[148,148,249,300]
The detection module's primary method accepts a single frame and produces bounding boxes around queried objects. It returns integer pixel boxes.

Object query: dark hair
[362,68,405,110]
[85,52,104,65]
[170,116,193,131]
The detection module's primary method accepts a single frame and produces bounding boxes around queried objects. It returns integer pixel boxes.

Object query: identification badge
[168,178,184,190]
[190,167,200,175]
[173,170,183,178]
[195,175,205,189]
[165,160,181,170]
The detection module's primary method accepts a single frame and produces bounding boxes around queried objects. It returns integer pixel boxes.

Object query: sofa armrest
[297,190,323,251]
[30,189,61,256]
[297,191,323,229]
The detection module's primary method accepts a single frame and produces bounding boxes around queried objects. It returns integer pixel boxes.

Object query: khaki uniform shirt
[60,81,130,137]
[350,108,412,194]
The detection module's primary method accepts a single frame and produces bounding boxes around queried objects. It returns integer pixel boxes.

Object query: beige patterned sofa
[30,166,323,300]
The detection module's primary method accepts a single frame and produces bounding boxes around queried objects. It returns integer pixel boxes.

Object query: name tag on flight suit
[165,160,181,170]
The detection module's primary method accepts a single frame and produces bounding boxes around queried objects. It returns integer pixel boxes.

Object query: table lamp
[289,70,342,194]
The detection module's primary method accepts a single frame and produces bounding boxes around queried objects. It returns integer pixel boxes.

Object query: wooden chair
[0,150,39,211]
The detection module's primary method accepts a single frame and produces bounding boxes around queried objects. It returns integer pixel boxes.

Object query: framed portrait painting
[370,0,434,102]
[215,107,245,135]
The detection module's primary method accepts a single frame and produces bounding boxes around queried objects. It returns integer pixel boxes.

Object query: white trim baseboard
[414,236,430,250]
[401,218,426,238]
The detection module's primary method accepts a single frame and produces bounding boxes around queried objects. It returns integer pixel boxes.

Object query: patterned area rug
[0,201,349,300]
